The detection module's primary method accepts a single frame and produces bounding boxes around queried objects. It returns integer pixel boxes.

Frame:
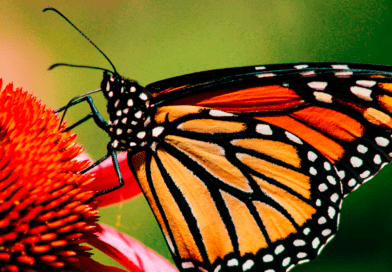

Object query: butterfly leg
[81,148,124,196]
[56,92,108,132]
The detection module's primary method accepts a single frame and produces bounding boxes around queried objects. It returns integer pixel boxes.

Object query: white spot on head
[209,110,233,117]
[318,216,327,225]
[256,124,273,135]
[130,86,137,92]
[108,91,114,97]
[139,92,148,101]
[350,156,363,168]
[294,239,306,246]
[360,170,371,179]
[242,260,254,271]
[285,131,303,144]
[263,254,273,262]
[356,80,376,87]
[308,81,328,90]
[328,206,336,218]
[348,178,357,187]
[318,183,328,192]
[227,259,238,267]
[112,140,119,148]
[116,110,122,117]
[127,99,134,107]
[110,76,115,82]
[322,229,332,236]
[152,126,165,137]
[313,91,333,103]
[282,257,291,267]
[376,137,389,147]
[275,245,284,255]
[137,131,146,139]
[327,176,336,185]
[135,111,142,119]
[308,151,317,162]
[116,128,123,135]
[294,64,309,69]
[309,167,317,175]
[257,73,276,78]
[312,238,320,249]
[374,154,382,164]
[357,144,368,153]
[144,116,151,127]
[350,86,372,101]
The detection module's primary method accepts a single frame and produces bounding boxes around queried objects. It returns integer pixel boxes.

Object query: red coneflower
[0,79,177,272]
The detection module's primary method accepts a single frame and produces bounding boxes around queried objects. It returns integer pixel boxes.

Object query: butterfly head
[101,71,155,151]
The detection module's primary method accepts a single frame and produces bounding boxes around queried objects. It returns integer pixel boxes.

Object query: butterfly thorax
[101,71,156,152]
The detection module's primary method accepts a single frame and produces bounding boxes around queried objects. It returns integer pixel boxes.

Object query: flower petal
[84,152,142,207]
[87,224,178,272]
[78,255,128,272]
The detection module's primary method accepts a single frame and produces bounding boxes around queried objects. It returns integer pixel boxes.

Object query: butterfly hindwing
[129,105,343,272]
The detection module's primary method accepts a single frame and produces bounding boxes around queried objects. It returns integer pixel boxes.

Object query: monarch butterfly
[46,7,392,272]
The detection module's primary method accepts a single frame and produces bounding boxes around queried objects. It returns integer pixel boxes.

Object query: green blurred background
[1,0,392,271]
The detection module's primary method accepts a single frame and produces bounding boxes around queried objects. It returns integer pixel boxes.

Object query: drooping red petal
[87,224,178,272]
[84,152,142,207]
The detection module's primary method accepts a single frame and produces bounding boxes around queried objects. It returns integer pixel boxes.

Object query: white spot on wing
[256,73,276,78]
[285,131,303,144]
[331,64,349,69]
[308,81,328,90]
[294,64,309,69]
[256,124,273,135]
[350,86,372,101]
[357,144,368,153]
[242,260,254,271]
[227,259,238,267]
[152,126,165,137]
[275,245,284,254]
[255,66,266,70]
[350,156,363,167]
[263,255,273,262]
[313,91,333,103]
[209,110,233,117]
[300,71,316,77]
[307,151,317,162]
[356,80,376,87]
[375,137,389,147]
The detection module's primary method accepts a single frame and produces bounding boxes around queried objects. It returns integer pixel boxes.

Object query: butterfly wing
[130,105,342,272]
[146,62,392,196]
[127,62,392,272]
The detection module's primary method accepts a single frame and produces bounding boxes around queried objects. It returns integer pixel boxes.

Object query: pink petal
[78,255,129,272]
[87,224,178,272]
[83,152,142,207]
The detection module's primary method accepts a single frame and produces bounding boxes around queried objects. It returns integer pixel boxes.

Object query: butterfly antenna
[43,7,117,74]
